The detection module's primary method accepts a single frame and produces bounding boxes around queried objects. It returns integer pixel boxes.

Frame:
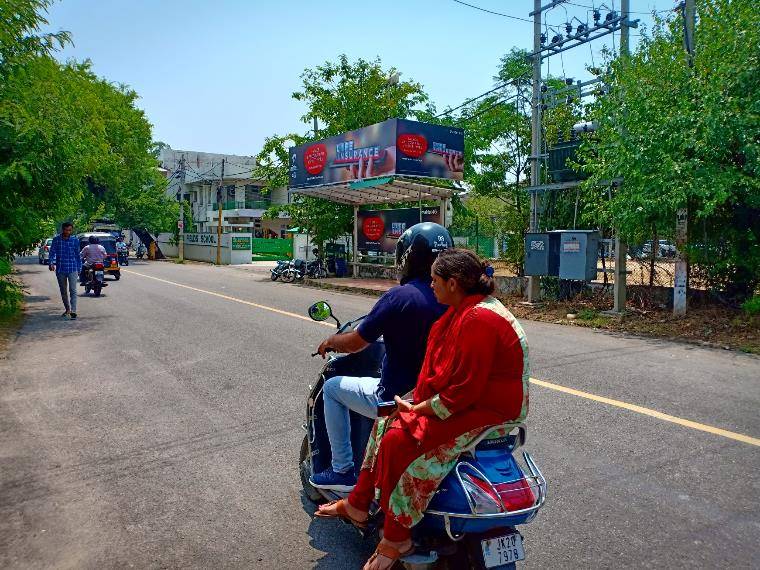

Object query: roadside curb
[299,278,385,298]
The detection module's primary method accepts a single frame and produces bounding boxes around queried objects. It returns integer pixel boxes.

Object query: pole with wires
[178,155,185,262]
[611,0,630,314]
[216,158,225,265]
[673,0,694,316]
[527,0,543,304]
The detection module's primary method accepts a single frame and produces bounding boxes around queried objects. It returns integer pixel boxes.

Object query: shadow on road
[302,492,375,569]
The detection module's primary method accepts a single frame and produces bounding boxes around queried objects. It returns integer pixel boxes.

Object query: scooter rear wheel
[94,283,102,297]
[299,435,323,503]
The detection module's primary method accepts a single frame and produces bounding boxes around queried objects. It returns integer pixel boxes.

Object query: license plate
[481,533,525,568]
[95,271,104,278]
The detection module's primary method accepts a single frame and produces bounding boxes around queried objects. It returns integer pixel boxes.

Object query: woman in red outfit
[316,248,530,570]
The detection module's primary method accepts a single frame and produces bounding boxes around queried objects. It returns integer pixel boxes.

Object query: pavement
[1,257,758,569]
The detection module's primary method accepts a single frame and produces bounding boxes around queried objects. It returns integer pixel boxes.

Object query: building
[159,148,290,237]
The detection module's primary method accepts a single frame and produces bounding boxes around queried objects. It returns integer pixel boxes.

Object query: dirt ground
[502,294,760,355]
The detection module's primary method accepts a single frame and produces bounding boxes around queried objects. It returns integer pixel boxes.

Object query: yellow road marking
[125,268,760,447]
[123,269,335,328]
[530,378,760,447]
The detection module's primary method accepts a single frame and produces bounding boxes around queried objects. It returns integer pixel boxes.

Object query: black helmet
[395,222,453,283]
[88,236,99,244]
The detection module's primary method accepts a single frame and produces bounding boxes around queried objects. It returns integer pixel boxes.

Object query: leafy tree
[0,0,175,270]
[578,0,760,299]
[258,55,431,245]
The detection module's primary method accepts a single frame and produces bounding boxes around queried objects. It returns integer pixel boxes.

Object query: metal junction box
[524,232,560,276]
[558,230,600,281]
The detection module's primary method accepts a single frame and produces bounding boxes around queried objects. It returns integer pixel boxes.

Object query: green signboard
[231,237,251,250]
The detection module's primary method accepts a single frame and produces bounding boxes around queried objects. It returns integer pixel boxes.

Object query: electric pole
[612,0,630,314]
[216,158,225,265]
[674,0,695,315]
[178,155,185,262]
[527,0,543,304]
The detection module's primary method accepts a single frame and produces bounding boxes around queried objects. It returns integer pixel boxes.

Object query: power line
[435,77,525,118]
[564,1,675,15]
[450,0,533,23]
[459,92,520,123]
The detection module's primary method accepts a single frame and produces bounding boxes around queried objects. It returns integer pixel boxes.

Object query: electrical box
[558,230,600,281]
[524,232,560,276]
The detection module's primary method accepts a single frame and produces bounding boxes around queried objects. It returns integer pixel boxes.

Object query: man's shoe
[70,312,77,320]
[310,467,357,492]
[61,311,69,318]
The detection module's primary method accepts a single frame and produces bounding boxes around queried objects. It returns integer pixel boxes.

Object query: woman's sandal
[366,542,415,569]
[313,499,368,530]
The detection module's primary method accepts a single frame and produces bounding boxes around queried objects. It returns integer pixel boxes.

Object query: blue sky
[44,0,674,156]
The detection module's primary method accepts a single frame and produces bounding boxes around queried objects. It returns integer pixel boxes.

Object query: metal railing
[220,200,271,210]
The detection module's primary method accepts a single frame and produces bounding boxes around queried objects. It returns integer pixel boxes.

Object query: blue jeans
[56,272,78,313]
[322,375,380,473]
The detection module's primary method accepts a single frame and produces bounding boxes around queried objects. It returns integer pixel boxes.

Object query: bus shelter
[290,175,458,277]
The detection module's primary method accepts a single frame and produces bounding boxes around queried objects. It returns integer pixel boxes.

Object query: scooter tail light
[494,479,537,512]
[461,472,503,515]
[94,263,104,270]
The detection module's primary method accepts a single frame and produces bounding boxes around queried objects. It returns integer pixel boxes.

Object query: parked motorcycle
[280,258,328,283]
[81,262,107,297]
[270,259,291,281]
[301,302,546,569]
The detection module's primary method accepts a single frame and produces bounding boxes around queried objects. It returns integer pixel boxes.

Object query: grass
[504,295,760,355]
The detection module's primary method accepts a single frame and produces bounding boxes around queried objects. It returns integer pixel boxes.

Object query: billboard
[357,206,441,254]
[289,119,464,188]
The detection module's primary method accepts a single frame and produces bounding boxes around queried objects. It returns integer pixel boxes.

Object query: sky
[43,0,676,157]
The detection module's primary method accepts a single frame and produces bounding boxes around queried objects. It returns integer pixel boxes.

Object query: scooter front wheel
[299,435,323,503]
[281,269,295,283]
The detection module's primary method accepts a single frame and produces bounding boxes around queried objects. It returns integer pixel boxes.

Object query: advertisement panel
[289,119,464,188]
[357,206,441,254]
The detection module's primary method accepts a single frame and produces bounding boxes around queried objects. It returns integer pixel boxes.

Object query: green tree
[578,0,760,299]
[257,55,431,245]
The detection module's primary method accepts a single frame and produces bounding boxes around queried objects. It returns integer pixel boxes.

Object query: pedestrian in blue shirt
[310,223,454,492]
[48,222,82,319]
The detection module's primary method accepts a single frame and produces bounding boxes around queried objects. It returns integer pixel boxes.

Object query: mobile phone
[376,399,413,417]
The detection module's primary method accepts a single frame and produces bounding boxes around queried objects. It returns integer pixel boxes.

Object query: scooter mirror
[308,301,332,322]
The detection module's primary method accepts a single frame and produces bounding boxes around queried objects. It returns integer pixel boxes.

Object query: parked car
[640,240,676,258]
[38,238,53,264]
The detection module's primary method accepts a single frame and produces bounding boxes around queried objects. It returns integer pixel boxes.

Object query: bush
[741,296,760,316]
[577,308,598,321]
[0,259,22,316]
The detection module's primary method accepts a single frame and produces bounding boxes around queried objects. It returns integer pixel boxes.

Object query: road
[1,258,758,569]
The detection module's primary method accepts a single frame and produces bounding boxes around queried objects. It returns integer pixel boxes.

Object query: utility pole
[527,0,542,303]
[216,158,225,265]
[313,117,319,138]
[178,155,185,262]
[674,0,695,316]
[611,0,630,314]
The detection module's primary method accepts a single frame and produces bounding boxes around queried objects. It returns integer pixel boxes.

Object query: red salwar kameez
[346,294,530,541]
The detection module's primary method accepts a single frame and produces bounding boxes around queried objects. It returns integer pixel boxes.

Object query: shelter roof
[289,176,458,206]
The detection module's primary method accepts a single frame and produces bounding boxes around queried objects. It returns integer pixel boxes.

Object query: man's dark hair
[61,222,73,230]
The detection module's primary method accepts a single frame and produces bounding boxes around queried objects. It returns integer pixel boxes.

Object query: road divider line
[530,378,760,447]
[124,269,759,447]
[123,270,335,328]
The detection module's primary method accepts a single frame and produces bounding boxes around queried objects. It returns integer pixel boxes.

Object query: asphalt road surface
[1,258,758,569]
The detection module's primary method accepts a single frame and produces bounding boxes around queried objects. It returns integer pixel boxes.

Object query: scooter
[270,259,291,281]
[301,302,547,569]
[136,244,146,259]
[81,262,107,297]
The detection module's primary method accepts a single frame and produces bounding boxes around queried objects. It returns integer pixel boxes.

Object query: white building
[159,148,290,237]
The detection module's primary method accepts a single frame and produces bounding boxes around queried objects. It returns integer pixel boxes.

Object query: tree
[257,55,431,245]
[578,0,760,299]
[0,1,175,267]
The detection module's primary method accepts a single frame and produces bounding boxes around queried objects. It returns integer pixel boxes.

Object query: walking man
[48,222,81,319]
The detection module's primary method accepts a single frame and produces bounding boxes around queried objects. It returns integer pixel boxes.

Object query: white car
[38,238,53,264]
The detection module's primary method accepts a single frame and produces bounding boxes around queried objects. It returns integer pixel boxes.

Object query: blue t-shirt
[357,277,446,401]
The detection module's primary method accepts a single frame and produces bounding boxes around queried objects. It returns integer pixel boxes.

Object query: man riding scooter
[79,236,109,285]
[310,223,453,492]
